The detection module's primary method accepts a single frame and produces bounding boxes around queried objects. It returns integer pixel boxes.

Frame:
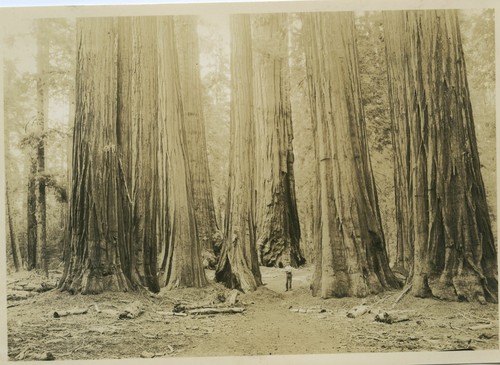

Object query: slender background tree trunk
[27,155,37,271]
[6,182,22,271]
[35,19,49,277]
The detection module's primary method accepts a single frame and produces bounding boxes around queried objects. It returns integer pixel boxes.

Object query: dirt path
[6,266,499,360]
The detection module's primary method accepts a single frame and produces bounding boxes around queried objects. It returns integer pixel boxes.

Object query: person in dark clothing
[285,264,292,291]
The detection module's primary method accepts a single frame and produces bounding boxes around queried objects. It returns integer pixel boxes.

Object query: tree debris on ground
[374,310,410,324]
[118,301,143,319]
[49,308,88,318]
[347,304,370,318]
[187,307,245,315]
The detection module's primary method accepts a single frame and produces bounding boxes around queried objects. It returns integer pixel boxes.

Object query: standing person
[285,263,293,291]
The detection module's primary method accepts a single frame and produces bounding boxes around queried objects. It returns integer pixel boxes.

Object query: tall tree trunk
[59,18,133,294]
[27,154,37,271]
[36,20,49,276]
[252,14,305,268]
[215,15,262,292]
[383,12,413,278]
[62,55,75,266]
[175,16,222,268]
[157,16,207,289]
[302,12,400,298]
[384,10,498,303]
[117,17,160,292]
[6,182,22,271]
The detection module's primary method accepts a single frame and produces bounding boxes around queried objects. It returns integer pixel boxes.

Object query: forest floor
[6,265,499,361]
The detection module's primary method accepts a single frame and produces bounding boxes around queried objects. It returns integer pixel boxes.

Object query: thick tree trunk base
[215,254,262,293]
[410,270,497,304]
[258,237,305,269]
[59,268,132,295]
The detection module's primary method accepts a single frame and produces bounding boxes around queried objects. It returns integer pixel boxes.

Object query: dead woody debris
[119,301,143,319]
[374,311,410,324]
[187,307,245,315]
[49,308,88,318]
[347,305,370,318]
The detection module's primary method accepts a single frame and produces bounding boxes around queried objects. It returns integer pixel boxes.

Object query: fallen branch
[157,311,187,317]
[227,289,240,305]
[469,323,494,331]
[393,284,412,307]
[187,307,245,315]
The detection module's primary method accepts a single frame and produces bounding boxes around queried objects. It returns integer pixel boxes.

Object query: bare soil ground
[6,265,499,361]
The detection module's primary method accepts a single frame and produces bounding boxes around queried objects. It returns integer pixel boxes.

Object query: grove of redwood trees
[384,10,498,303]
[43,10,495,302]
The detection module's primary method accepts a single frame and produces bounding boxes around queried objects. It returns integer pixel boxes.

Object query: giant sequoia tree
[157,17,207,289]
[59,18,133,293]
[252,13,305,268]
[384,10,498,303]
[60,16,207,293]
[302,12,400,298]
[216,14,262,292]
[175,16,222,268]
[116,17,160,292]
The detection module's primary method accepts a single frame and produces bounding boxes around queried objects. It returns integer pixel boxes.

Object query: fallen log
[36,283,57,293]
[173,302,236,313]
[7,290,38,301]
[187,307,245,315]
[374,311,410,324]
[10,282,56,293]
[50,308,88,318]
[347,305,369,318]
[119,301,143,319]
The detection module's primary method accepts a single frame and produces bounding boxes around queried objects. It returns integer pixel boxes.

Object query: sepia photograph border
[0,0,499,364]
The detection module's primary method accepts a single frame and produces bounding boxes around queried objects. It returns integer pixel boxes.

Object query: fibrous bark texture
[157,16,207,289]
[252,13,305,268]
[384,10,498,303]
[117,17,160,292]
[303,12,400,298]
[175,16,222,268]
[215,14,263,292]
